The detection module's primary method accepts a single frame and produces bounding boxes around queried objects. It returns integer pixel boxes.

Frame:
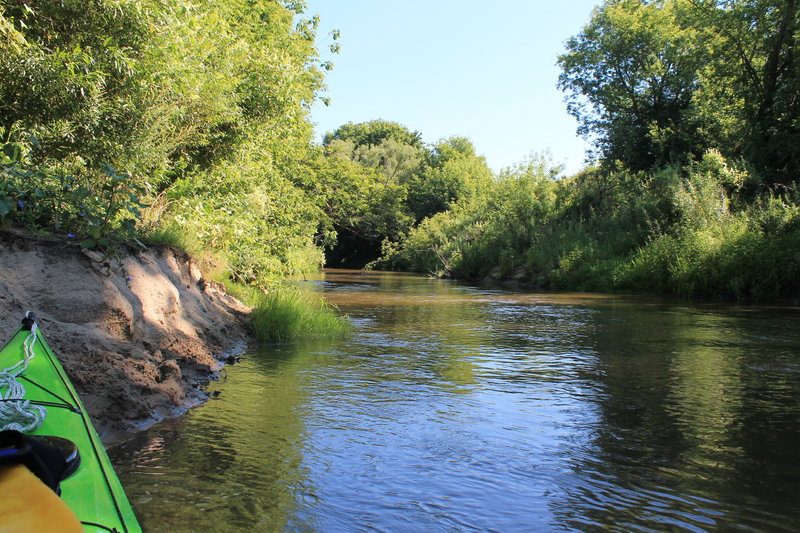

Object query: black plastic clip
[21,311,36,331]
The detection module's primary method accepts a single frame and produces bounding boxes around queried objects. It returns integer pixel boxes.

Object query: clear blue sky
[304,0,600,175]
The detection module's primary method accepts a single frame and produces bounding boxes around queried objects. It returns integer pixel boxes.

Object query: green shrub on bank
[0,141,145,247]
[160,141,327,284]
[138,218,200,254]
[0,0,332,283]
[383,150,799,300]
[617,196,800,299]
[377,155,562,277]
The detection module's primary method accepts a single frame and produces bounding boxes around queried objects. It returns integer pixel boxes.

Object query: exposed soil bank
[0,230,251,443]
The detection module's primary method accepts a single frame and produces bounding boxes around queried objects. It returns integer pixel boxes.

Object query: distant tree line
[309,119,493,266]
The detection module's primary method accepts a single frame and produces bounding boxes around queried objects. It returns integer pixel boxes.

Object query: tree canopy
[323,119,423,149]
[558,0,705,170]
[0,0,339,281]
[558,0,799,183]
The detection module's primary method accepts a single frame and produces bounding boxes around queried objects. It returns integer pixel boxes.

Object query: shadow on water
[111,270,800,532]
[546,304,800,531]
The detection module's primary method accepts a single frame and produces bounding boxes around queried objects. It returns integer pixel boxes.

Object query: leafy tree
[323,119,423,149]
[318,122,498,265]
[294,141,414,267]
[323,120,427,192]
[325,136,423,186]
[354,138,422,183]
[317,120,427,265]
[295,148,411,241]
[690,0,799,184]
[407,137,493,221]
[559,0,799,182]
[152,0,332,280]
[0,0,327,180]
[140,0,326,183]
[558,0,707,171]
[0,0,151,169]
[0,0,335,280]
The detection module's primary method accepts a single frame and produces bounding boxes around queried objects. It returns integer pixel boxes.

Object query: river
[109,269,800,532]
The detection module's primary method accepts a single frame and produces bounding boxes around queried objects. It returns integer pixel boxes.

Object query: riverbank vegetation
[380,152,799,299]
[378,0,800,300]
[0,0,798,304]
[0,0,349,338]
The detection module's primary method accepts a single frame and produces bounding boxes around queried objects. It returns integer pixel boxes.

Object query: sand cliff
[0,230,251,442]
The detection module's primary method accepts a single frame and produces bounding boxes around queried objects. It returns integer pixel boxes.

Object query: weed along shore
[0,230,251,442]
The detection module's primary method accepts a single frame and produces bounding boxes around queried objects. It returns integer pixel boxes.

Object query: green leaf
[0,199,12,216]
[2,144,20,162]
[80,239,96,249]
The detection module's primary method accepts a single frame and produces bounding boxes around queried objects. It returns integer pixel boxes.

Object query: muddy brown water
[110,270,800,531]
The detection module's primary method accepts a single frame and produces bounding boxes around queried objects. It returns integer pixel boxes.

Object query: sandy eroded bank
[0,230,251,442]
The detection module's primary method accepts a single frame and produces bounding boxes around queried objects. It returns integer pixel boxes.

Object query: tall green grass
[226,283,352,342]
[138,219,233,283]
[139,220,200,253]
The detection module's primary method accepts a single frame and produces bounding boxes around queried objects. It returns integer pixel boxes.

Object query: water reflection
[111,270,800,532]
[551,304,800,531]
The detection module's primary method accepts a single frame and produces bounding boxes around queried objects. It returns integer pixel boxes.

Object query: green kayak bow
[0,313,141,533]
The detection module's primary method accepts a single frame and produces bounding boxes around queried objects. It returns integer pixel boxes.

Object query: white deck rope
[0,319,47,432]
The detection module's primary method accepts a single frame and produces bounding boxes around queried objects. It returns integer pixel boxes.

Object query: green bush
[0,141,145,247]
[159,139,329,285]
[383,149,799,301]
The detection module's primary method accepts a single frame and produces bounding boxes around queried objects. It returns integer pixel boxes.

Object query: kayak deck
[1,321,141,533]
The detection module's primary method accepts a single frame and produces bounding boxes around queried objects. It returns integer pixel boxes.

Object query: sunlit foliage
[558,0,799,184]
[0,0,336,283]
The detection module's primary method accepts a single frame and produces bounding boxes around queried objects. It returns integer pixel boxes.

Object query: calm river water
[110,270,800,532]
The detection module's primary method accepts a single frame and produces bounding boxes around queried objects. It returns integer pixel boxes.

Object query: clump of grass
[229,284,352,342]
[138,219,232,281]
[139,219,202,253]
